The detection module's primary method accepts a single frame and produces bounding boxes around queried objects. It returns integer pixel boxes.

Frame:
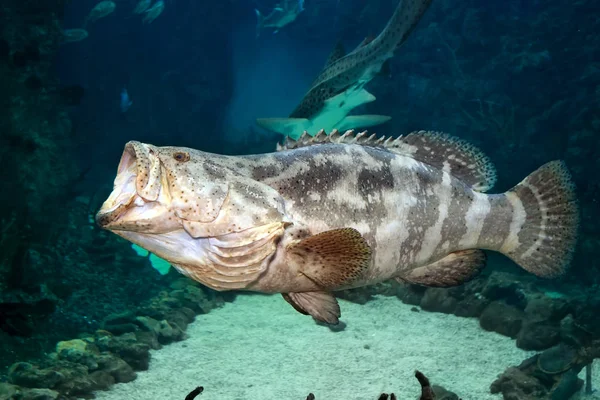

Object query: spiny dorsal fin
[276,129,497,192]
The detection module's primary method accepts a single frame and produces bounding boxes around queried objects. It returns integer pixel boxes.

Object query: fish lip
[96,141,144,229]
[118,142,138,175]
[95,196,135,228]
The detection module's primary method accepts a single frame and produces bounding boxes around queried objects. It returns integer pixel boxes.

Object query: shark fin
[336,115,392,131]
[324,41,346,68]
[256,117,310,139]
[352,34,375,52]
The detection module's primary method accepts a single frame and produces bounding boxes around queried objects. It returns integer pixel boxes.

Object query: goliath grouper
[96,130,579,324]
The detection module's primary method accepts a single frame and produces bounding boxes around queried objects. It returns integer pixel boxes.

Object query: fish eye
[173,152,190,162]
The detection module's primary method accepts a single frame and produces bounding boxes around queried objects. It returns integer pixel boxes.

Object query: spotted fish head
[96,141,289,289]
[95,141,182,234]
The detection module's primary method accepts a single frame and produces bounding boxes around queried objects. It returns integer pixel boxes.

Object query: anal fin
[286,228,372,289]
[282,292,341,324]
[396,249,486,288]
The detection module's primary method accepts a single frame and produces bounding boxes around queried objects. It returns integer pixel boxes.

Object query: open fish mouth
[95,141,157,228]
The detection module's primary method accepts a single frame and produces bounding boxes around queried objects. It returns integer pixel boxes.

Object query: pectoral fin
[286,228,371,289]
[282,292,340,324]
[395,249,486,287]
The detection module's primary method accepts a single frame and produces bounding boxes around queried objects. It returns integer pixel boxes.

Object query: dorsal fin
[352,34,375,52]
[323,40,346,69]
[276,129,497,192]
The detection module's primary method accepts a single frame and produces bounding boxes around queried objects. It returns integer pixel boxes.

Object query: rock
[18,388,60,400]
[135,316,161,335]
[88,370,116,391]
[178,307,196,321]
[103,323,139,335]
[96,332,151,371]
[479,302,524,338]
[169,278,192,290]
[103,310,136,326]
[103,310,140,334]
[0,383,19,398]
[165,309,194,331]
[559,315,588,346]
[157,320,185,344]
[420,288,457,314]
[481,272,528,309]
[51,362,93,397]
[453,296,489,318]
[55,339,98,370]
[396,284,426,306]
[524,295,571,322]
[490,365,547,400]
[572,296,600,337]
[516,321,560,350]
[96,354,136,383]
[8,362,65,389]
[135,330,161,350]
[169,285,211,313]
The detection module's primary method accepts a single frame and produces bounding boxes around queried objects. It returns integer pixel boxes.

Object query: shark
[256,0,433,138]
[255,0,305,37]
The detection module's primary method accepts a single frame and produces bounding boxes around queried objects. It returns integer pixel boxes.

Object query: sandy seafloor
[94,294,599,400]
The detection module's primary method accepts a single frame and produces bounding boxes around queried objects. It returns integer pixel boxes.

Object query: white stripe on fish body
[500,191,527,253]
[458,191,491,248]
[414,161,453,264]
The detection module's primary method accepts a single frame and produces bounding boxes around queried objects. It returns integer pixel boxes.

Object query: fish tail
[499,161,579,278]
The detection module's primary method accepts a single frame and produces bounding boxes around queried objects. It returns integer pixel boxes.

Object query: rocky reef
[0,277,231,399]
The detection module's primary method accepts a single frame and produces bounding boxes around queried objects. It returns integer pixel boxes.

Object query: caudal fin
[501,161,578,278]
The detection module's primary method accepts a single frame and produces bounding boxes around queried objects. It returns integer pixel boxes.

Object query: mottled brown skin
[96,130,578,323]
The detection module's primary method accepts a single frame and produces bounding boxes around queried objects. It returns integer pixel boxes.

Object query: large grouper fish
[96,129,579,324]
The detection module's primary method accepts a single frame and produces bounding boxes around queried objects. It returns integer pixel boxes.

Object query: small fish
[61,29,89,44]
[84,1,116,27]
[143,0,165,24]
[255,0,304,37]
[133,0,152,14]
[120,88,133,112]
[96,130,579,325]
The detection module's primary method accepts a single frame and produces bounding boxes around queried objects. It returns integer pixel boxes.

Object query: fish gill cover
[0,0,598,399]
